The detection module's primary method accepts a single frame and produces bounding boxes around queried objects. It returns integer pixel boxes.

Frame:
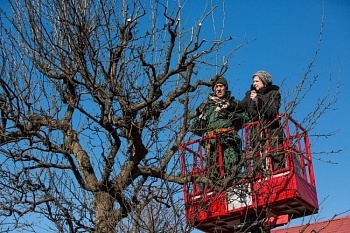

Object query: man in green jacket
[190,76,248,179]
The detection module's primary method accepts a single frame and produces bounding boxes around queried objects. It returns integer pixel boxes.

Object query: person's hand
[199,112,206,120]
[250,90,258,102]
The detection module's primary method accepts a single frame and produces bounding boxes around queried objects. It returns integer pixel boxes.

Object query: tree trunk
[95,192,116,233]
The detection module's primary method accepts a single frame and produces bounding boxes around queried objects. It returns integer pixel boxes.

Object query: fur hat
[212,76,228,90]
[253,70,272,86]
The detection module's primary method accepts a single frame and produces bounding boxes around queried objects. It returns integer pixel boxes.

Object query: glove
[199,112,206,120]
[196,103,207,120]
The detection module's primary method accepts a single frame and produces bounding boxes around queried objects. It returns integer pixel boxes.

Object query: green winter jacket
[190,92,249,137]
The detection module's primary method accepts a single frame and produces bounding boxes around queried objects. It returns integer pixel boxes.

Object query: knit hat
[253,70,272,86]
[212,76,228,90]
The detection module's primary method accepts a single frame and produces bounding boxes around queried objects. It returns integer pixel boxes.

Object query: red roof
[272,215,350,233]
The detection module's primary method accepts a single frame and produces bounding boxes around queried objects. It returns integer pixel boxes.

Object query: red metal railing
[181,113,316,203]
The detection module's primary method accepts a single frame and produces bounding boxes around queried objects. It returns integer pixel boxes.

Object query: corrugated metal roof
[271,215,350,233]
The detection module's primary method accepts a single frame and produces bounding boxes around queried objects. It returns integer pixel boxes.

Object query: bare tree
[0,0,241,232]
[0,0,341,233]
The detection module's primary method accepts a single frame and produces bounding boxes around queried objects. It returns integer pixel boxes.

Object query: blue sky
[189,0,350,231]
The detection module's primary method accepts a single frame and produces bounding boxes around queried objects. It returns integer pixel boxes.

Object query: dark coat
[238,85,283,148]
[239,84,281,122]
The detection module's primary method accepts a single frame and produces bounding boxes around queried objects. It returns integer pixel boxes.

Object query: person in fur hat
[238,70,285,173]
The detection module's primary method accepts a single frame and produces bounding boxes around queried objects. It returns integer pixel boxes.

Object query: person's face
[252,76,265,91]
[214,83,227,98]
